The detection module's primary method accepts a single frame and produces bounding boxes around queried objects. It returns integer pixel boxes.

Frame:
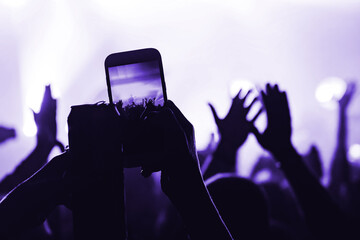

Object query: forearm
[0,144,52,194]
[175,186,233,239]
[167,172,233,240]
[273,145,348,239]
[0,170,64,237]
[329,108,350,189]
[337,107,347,150]
[203,141,237,180]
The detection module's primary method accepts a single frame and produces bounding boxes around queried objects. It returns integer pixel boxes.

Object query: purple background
[0,0,359,182]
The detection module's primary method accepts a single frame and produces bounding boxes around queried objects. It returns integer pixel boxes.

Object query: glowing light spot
[23,113,37,137]
[23,84,46,138]
[254,170,271,183]
[0,0,28,8]
[50,84,61,99]
[26,85,45,113]
[349,144,360,162]
[64,123,68,134]
[315,77,347,105]
[229,79,256,98]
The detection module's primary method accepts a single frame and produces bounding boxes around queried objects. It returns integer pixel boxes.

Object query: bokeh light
[349,144,360,163]
[229,79,256,98]
[22,118,37,137]
[0,0,359,179]
[315,77,347,108]
[253,170,272,183]
[0,0,28,8]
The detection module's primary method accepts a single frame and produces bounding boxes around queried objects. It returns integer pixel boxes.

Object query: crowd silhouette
[0,78,358,240]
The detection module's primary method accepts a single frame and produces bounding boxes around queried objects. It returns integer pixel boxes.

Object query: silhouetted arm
[0,144,54,194]
[203,90,261,180]
[0,126,15,144]
[273,145,350,239]
[164,167,233,240]
[0,86,62,194]
[0,152,70,238]
[203,140,238,180]
[252,84,354,239]
[328,83,356,202]
[148,101,233,240]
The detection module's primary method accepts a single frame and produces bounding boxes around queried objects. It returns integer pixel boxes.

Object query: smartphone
[105,48,167,112]
[104,48,167,168]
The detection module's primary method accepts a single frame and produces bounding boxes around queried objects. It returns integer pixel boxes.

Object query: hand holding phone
[105,48,167,119]
[105,48,168,168]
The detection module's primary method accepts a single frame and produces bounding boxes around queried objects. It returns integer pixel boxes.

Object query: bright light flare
[349,144,360,163]
[23,114,37,137]
[315,77,347,108]
[253,170,272,183]
[22,84,61,138]
[25,85,45,113]
[0,0,28,8]
[229,79,256,98]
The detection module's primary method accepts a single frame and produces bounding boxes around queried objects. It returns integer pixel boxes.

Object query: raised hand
[0,86,63,194]
[251,84,292,157]
[329,82,356,207]
[209,89,261,150]
[33,85,57,150]
[339,82,356,110]
[155,101,233,240]
[251,84,357,240]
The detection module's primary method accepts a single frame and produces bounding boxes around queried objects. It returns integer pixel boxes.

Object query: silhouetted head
[206,174,269,240]
[303,145,323,180]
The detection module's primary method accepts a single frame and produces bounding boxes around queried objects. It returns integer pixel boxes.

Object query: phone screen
[108,60,165,109]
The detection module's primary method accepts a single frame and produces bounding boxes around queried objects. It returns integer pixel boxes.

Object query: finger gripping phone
[105,48,167,115]
[104,48,167,168]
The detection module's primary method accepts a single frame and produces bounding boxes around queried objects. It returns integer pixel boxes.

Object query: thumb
[208,103,221,126]
[31,108,39,122]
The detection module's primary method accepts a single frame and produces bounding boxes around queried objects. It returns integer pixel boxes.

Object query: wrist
[171,183,232,240]
[214,140,238,163]
[270,143,296,162]
[339,106,347,115]
[169,179,212,219]
[218,138,238,153]
[35,141,54,154]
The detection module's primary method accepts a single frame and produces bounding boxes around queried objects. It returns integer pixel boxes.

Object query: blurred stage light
[229,79,256,98]
[23,116,37,137]
[0,0,27,8]
[26,85,45,113]
[64,123,68,134]
[22,85,61,137]
[315,77,347,108]
[253,170,271,183]
[349,144,360,162]
[22,85,44,137]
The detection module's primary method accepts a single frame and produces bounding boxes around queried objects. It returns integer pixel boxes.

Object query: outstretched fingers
[245,96,258,114]
[234,89,242,100]
[250,107,263,123]
[241,89,253,103]
[208,102,221,126]
[273,84,279,93]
